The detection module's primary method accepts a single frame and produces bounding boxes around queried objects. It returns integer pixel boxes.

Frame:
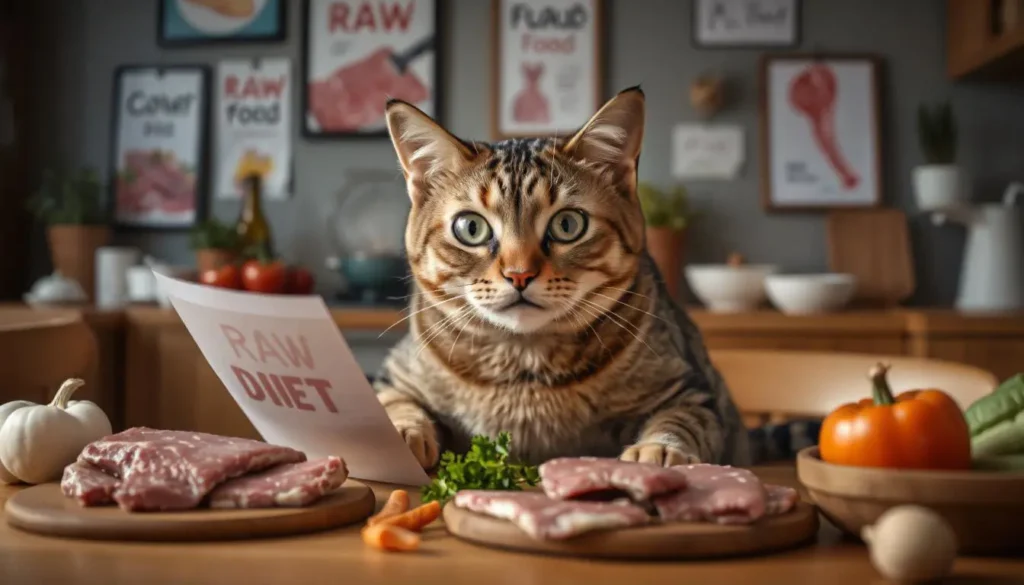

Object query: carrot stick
[361,523,421,552]
[377,500,442,532]
[366,489,410,526]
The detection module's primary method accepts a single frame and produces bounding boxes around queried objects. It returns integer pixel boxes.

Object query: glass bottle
[236,173,274,258]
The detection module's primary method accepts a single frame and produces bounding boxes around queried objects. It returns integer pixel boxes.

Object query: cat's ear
[560,86,645,182]
[385,99,482,192]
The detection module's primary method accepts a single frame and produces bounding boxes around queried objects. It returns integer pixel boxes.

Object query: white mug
[95,246,141,308]
[126,265,158,302]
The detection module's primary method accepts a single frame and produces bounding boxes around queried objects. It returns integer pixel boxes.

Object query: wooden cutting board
[4,480,374,542]
[826,209,916,306]
[443,500,819,560]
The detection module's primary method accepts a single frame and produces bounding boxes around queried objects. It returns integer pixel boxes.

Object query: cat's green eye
[452,212,493,246]
[547,209,588,243]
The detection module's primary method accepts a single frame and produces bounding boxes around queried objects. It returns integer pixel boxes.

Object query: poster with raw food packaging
[153,272,431,486]
[493,0,603,139]
[110,65,209,229]
[215,58,292,200]
[303,0,439,137]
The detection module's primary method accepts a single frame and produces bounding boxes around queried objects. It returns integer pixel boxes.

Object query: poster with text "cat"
[215,58,292,200]
[494,0,603,139]
[303,0,438,137]
[153,273,431,486]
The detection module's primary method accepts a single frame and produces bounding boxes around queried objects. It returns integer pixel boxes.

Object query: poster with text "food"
[154,273,430,486]
[216,58,292,200]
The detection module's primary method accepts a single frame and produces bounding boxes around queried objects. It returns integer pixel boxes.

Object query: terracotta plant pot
[645,226,688,300]
[195,248,238,273]
[46,224,110,302]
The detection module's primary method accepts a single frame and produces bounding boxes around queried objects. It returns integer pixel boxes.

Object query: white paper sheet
[154,273,430,487]
[671,124,745,180]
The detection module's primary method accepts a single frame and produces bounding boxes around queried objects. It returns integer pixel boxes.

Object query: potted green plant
[26,167,110,301]
[638,182,693,299]
[914,101,964,212]
[189,218,241,273]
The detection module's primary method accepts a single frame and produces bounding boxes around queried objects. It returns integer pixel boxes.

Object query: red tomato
[199,264,242,289]
[241,259,287,294]
[285,266,316,295]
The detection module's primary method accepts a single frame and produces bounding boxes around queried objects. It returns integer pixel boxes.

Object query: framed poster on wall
[158,0,287,46]
[109,65,210,230]
[692,0,800,48]
[302,0,441,138]
[215,58,293,200]
[491,0,604,140]
[759,54,883,212]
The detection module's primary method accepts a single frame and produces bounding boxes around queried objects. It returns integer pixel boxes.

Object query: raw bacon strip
[453,490,650,540]
[652,464,768,525]
[61,461,119,507]
[208,457,348,509]
[539,457,689,501]
[79,427,307,512]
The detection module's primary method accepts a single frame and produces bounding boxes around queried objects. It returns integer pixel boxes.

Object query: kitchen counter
[2,466,1022,585]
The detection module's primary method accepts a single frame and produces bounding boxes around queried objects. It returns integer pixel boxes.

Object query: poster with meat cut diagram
[761,55,882,211]
[215,58,292,200]
[494,0,603,139]
[303,0,438,137]
[110,65,209,229]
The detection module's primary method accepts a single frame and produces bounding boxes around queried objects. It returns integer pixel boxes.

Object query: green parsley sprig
[421,432,540,505]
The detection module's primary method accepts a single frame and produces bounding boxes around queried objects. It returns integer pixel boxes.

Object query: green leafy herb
[421,432,540,505]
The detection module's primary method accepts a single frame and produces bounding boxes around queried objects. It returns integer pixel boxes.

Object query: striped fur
[377,87,750,469]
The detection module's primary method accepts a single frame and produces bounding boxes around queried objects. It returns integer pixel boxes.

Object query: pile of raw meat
[453,457,799,540]
[60,427,348,512]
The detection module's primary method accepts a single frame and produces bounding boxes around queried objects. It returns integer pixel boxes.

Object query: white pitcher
[956,182,1024,311]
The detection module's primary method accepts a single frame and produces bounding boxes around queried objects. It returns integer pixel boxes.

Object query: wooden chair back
[709,349,1000,427]
[0,307,99,406]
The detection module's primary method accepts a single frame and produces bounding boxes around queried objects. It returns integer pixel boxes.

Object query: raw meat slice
[453,490,650,540]
[78,427,306,512]
[61,461,119,507]
[208,457,348,509]
[764,483,799,516]
[539,457,689,502]
[652,464,768,525]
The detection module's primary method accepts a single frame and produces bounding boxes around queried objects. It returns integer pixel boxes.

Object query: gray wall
[28,0,1024,306]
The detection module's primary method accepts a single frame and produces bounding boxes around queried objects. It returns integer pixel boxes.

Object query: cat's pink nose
[503,268,538,291]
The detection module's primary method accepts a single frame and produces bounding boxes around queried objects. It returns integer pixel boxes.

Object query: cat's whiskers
[414,305,475,360]
[564,303,608,353]
[378,294,464,338]
[590,290,677,328]
[576,298,659,357]
[447,308,478,362]
[599,285,655,303]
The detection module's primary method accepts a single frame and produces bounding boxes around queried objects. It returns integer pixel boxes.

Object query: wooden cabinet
[948,0,1024,80]
[49,305,1024,439]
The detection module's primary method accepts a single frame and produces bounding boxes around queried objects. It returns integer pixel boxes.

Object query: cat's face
[385,88,647,334]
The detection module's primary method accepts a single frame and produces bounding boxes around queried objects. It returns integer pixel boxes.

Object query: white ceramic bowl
[684,264,778,313]
[765,273,857,315]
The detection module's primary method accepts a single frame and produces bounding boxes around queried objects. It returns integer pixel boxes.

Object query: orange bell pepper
[819,363,973,470]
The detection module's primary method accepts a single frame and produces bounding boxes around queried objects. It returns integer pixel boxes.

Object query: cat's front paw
[396,422,440,470]
[620,443,700,467]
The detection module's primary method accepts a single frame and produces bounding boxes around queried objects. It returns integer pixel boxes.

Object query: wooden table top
[2,467,1022,585]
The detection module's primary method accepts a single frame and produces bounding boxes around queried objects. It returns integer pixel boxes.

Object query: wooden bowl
[796,446,1024,556]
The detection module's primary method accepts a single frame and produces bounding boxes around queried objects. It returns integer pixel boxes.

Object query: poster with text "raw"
[216,58,292,200]
[154,273,430,486]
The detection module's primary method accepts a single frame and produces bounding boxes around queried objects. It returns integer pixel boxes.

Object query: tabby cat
[375,86,750,470]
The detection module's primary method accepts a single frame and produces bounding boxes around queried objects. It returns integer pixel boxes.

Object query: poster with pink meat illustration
[110,65,209,229]
[493,0,603,139]
[760,55,882,211]
[303,0,438,137]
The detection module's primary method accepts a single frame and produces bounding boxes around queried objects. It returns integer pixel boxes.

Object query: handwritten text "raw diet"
[221,325,339,414]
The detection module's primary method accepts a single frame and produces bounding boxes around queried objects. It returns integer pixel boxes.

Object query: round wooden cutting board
[443,500,819,560]
[4,480,375,542]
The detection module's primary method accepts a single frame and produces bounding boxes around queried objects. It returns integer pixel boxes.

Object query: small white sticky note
[671,124,745,180]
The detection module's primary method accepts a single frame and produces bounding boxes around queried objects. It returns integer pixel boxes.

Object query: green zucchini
[965,374,1024,457]
[972,454,1024,472]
